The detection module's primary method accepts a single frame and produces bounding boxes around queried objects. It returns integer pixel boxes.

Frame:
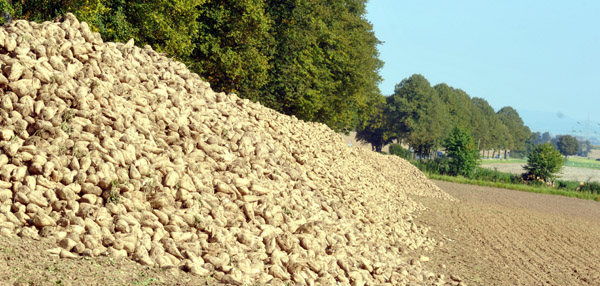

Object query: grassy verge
[481,156,600,170]
[427,173,600,202]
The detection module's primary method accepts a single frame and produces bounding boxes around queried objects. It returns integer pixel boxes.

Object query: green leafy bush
[389,143,412,160]
[413,157,450,175]
[443,127,479,177]
[577,182,600,194]
[470,167,521,183]
[523,142,563,182]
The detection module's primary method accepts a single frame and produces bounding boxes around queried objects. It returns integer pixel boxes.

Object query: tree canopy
[4,0,382,132]
[524,143,564,182]
[444,127,479,177]
[557,135,580,157]
[357,74,531,159]
[385,74,449,158]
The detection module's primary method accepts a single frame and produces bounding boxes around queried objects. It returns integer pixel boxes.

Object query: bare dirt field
[0,236,226,286]
[587,149,600,159]
[481,163,600,183]
[414,180,600,285]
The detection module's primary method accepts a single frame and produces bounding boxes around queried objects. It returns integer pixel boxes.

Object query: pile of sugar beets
[0,14,455,285]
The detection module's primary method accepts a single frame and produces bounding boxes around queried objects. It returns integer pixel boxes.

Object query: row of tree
[1,0,382,132]
[356,74,532,158]
[527,132,592,158]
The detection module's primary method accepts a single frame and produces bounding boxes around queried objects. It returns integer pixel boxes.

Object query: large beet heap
[0,14,453,285]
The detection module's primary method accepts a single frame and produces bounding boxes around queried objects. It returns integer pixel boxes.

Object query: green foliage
[355,97,394,152]
[471,97,509,153]
[0,0,14,25]
[387,74,449,158]
[576,181,600,194]
[357,73,531,160]
[388,143,412,159]
[435,84,473,131]
[525,131,552,156]
[191,0,272,102]
[470,167,522,184]
[443,127,479,177]
[578,140,592,157]
[496,106,531,154]
[265,0,382,131]
[556,180,600,194]
[556,135,579,157]
[412,157,450,175]
[524,142,564,181]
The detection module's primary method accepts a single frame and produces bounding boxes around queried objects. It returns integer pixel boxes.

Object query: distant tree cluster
[1,0,382,132]
[526,132,591,158]
[520,132,592,183]
[357,74,532,159]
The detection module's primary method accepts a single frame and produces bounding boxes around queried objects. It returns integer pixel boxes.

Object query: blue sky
[365,0,600,137]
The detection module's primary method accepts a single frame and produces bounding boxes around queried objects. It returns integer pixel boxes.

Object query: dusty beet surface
[0,13,454,285]
[414,180,600,286]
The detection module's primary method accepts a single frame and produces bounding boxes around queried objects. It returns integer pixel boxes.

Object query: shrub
[470,167,521,183]
[389,143,412,160]
[443,127,479,177]
[413,157,450,175]
[578,182,600,194]
[523,142,563,182]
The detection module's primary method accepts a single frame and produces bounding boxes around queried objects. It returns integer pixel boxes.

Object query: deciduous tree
[556,135,579,158]
[388,74,449,158]
[524,143,563,182]
[496,106,531,158]
[355,96,394,152]
[444,127,479,177]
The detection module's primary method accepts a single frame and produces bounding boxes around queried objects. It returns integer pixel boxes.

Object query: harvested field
[414,180,600,285]
[481,163,600,183]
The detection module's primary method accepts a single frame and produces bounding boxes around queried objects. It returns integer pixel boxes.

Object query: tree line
[357,74,532,158]
[4,0,585,161]
[0,0,382,132]
[527,132,592,158]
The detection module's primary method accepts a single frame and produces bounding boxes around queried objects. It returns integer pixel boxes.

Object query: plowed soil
[414,180,600,286]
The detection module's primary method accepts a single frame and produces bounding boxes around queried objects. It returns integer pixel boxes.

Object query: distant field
[564,156,600,170]
[481,163,600,183]
[482,156,600,170]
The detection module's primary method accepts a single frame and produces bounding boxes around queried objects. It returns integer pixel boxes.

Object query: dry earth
[0,235,226,286]
[586,149,600,159]
[481,163,600,183]
[413,180,600,286]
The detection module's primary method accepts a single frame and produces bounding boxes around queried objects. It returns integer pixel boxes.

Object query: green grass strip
[427,173,600,202]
